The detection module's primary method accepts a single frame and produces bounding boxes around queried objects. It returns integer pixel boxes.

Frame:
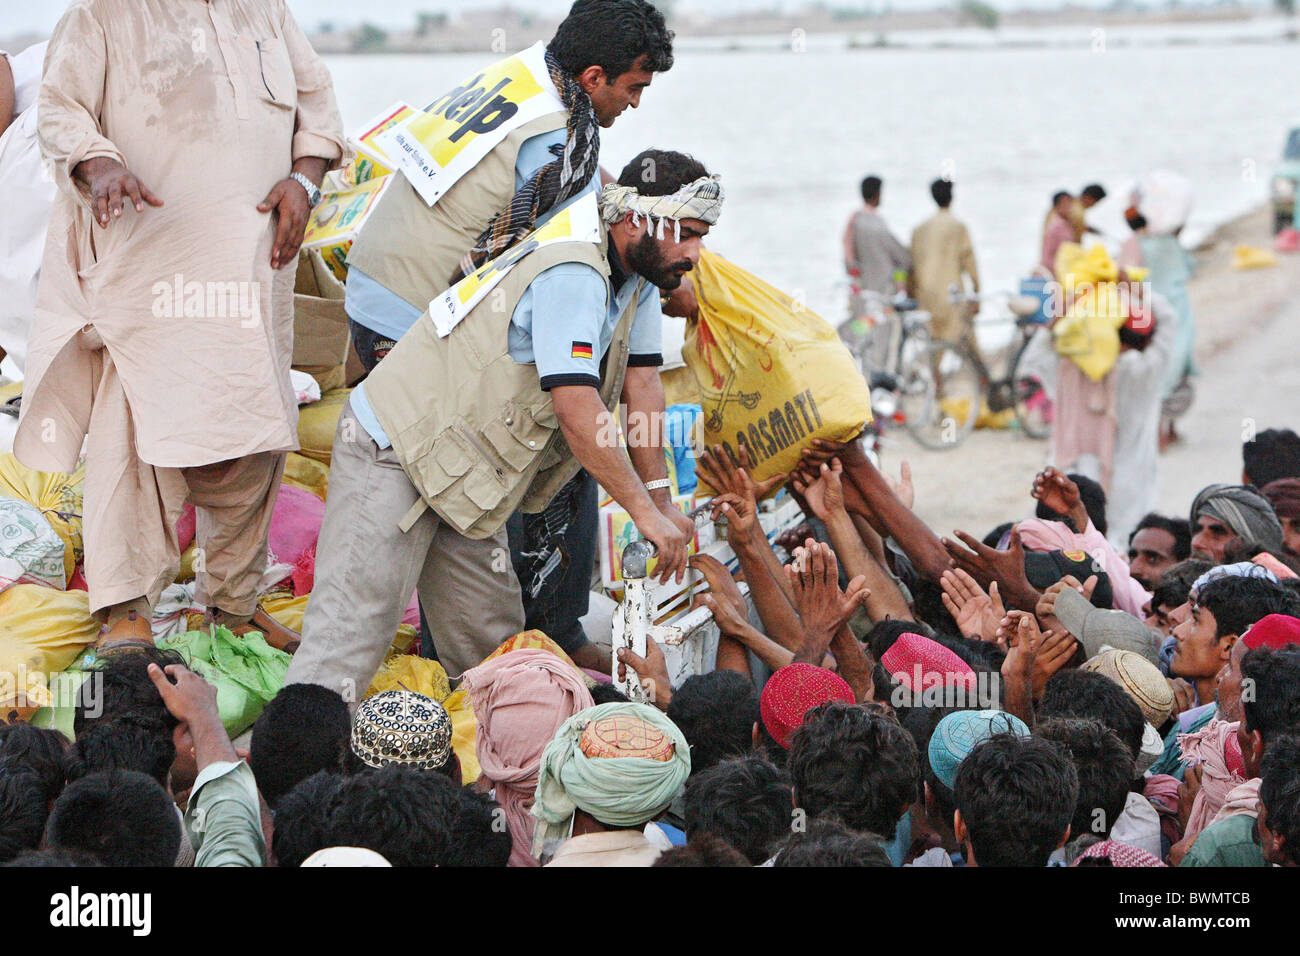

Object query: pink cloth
[1051,359,1117,491]
[1210,778,1262,825]
[1178,719,1247,842]
[1016,517,1151,617]
[267,484,325,568]
[460,649,594,867]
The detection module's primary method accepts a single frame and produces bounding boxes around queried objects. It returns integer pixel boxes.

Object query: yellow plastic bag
[1232,245,1278,271]
[282,452,330,501]
[0,585,99,717]
[1051,244,1126,383]
[0,453,85,584]
[364,653,480,783]
[296,387,352,466]
[682,251,871,485]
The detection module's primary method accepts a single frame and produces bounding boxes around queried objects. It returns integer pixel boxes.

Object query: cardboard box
[598,493,697,591]
[292,250,350,393]
[302,175,393,284]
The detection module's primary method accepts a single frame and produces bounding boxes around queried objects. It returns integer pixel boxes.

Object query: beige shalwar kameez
[910,208,980,349]
[18,0,345,618]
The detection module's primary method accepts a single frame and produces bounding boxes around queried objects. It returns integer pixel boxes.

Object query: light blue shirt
[351,260,662,449]
[345,127,601,342]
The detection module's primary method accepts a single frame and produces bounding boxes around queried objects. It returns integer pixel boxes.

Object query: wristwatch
[644,478,673,493]
[289,171,322,208]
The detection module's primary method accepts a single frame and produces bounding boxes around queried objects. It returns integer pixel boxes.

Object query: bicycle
[845,288,1052,451]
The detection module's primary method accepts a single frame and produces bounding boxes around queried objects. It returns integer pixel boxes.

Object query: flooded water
[325,29,1298,324]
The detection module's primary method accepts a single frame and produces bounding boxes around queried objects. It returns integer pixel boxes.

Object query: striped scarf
[450,48,601,284]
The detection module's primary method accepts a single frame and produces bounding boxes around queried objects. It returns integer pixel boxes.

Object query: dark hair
[549,0,674,79]
[667,671,758,775]
[931,178,953,208]
[900,704,958,824]
[272,771,344,868]
[0,772,48,862]
[773,817,893,866]
[1035,717,1132,841]
[67,713,175,788]
[1035,472,1107,535]
[1152,559,1214,611]
[1130,513,1193,562]
[1242,428,1300,489]
[1040,670,1145,766]
[867,618,926,662]
[75,646,187,737]
[1052,190,1072,206]
[616,149,709,197]
[1241,646,1300,743]
[45,769,181,867]
[654,833,751,867]
[788,702,918,837]
[954,734,1078,866]
[1260,733,1300,866]
[1224,539,1300,577]
[860,175,882,204]
[2,847,103,867]
[250,683,351,809]
[587,683,630,705]
[1199,576,1300,640]
[442,788,512,867]
[326,765,458,866]
[1081,184,1107,202]
[1119,322,1154,351]
[683,756,791,865]
[1126,208,1148,231]
[0,722,68,804]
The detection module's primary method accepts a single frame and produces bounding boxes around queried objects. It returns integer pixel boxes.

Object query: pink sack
[268,484,326,569]
[177,503,197,552]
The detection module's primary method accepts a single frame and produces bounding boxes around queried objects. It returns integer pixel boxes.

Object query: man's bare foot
[569,641,613,673]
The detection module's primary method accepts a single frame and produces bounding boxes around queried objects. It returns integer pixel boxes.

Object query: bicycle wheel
[1006,338,1054,440]
[898,340,982,450]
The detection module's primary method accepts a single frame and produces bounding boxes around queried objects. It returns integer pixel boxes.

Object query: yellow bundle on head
[682,251,872,487]
[1051,244,1127,382]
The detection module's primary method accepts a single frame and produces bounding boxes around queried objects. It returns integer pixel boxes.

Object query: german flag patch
[571,341,594,360]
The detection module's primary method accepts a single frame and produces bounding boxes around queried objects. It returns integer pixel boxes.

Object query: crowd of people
[1,0,1299,871]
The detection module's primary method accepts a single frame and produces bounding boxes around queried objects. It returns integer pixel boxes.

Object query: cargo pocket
[481,403,558,473]
[410,428,473,497]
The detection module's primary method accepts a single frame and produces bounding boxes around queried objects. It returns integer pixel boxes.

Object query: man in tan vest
[285,151,724,698]
[343,0,675,670]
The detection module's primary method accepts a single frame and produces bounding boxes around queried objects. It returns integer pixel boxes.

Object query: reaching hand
[943,525,1041,611]
[690,553,747,614]
[791,459,846,522]
[884,460,915,510]
[1032,466,1087,530]
[697,443,784,502]
[940,568,1004,643]
[616,635,673,711]
[1029,627,1079,698]
[710,492,759,542]
[786,539,870,653]
[1035,574,1098,634]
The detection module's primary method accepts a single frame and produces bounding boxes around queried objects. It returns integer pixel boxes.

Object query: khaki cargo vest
[346,111,569,310]
[363,231,643,539]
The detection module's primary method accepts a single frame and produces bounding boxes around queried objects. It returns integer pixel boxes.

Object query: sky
[0,0,1258,40]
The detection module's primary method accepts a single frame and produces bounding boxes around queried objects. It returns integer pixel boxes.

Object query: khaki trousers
[79,328,285,620]
[285,404,525,702]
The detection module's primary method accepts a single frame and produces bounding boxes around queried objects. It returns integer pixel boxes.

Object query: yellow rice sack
[0,453,85,584]
[682,251,871,486]
[282,452,330,501]
[296,387,352,466]
[0,585,99,717]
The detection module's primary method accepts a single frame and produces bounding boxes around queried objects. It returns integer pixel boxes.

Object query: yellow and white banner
[427,192,602,338]
[377,42,565,207]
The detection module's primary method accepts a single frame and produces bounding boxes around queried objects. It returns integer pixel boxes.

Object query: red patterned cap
[760,664,856,750]
[881,633,976,692]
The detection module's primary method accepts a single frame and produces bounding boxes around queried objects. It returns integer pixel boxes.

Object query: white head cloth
[598,175,725,243]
